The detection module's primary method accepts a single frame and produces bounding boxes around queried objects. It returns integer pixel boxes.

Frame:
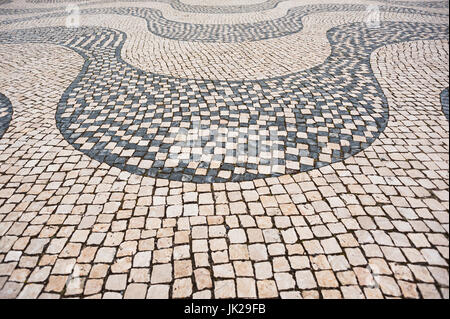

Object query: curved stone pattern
[26,0,274,11]
[442,87,449,120]
[370,0,449,8]
[1,4,448,43]
[2,0,282,15]
[0,2,449,300]
[0,22,448,183]
[0,39,447,300]
[0,92,12,139]
[26,0,90,2]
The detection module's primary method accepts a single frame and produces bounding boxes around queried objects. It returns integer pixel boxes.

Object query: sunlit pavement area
[0,0,448,299]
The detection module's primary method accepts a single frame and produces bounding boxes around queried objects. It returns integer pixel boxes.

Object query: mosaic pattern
[371,0,449,9]
[0,92,12,139]
[442,87,449,120]
[0,0,448,301]
[1,4,448,43]
[1,0,282,15]
[4,0,284,14]
[1,22,447,182]
[5,0,447,17]
[26,0,90,2]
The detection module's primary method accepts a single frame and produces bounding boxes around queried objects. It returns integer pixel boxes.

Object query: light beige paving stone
[315,270,339,288]
[44,276,68,293]
[172,278,192,298]
[257,280,279,298]
[248,244,269,261]
[274,272,296,290]
[84,279,103,296]
[295,270,317,290]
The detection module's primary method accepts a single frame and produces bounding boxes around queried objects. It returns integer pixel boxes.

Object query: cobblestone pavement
[0,0,448,299]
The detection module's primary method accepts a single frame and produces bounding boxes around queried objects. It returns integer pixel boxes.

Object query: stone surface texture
[0,0,448,299]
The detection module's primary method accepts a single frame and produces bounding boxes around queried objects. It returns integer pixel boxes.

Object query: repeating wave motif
[1,4,448,43]
[0,92,12,139]
[2,0,447,16]
[370,0,449,9]
[21,0,450,11]
[26,0,91,2]
[3,0,283,15]
[0,22,448,183]
[442,87,449,120]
